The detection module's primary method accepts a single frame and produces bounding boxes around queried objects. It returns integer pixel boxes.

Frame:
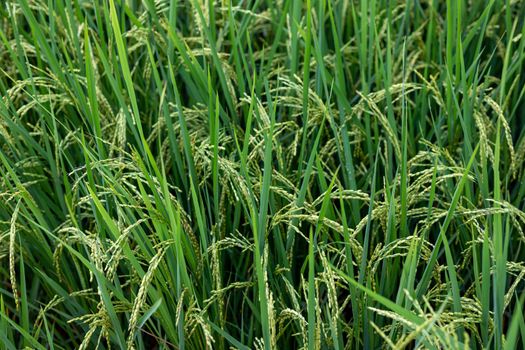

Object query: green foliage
[1,0,525,348]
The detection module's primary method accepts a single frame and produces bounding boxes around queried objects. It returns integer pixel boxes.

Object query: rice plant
[1,0,525,349]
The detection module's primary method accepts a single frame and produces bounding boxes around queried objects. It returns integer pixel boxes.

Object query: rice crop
[1,0,525,349]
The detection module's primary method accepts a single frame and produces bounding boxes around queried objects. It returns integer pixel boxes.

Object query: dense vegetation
[1,0,525,348]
